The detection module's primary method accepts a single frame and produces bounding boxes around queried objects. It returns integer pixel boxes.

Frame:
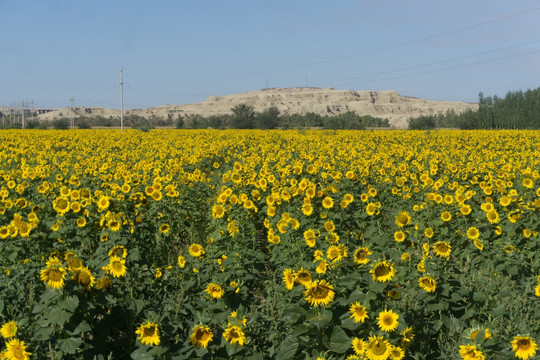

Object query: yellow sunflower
[5,338,31,360]
[107,256,127,278]
[322,196,334,209]
[511,336,537,360]
[72,266,95,290]
[223,325,246,346]
[377,309,399,332]
[177,255,186,268]
[190,325,213,348]
[349,302,369,323]
[486,210,500,224]
[394,231,406,243]
[212,204,225,219]
[0,321,17,339]
[351,337,367,356]
[459,344,484,360]
[135,322,160,346]
[304,280,334,307]
[395,211,411,227]
[441,211,452,222]
[424,227,434,238]
[295,268,312,287]
[283,268,296,290]
[401,326,414,349]
[205,283,225,299]
[433,241,452,259]
[158,223,170,234]
[466,227,480,240]
[365,335,391,360]
[189,243,205,257]
[389,345,405,360]
[40,258,67,290]
[353,247,371,266]
[370,261,396,283]
[418,275,437,293]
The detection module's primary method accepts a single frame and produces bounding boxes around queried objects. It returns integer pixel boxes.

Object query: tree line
[408,87,540,129]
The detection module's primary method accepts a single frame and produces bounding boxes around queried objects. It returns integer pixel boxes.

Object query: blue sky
[1,1,540,109]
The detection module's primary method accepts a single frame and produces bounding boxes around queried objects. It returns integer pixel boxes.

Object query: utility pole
[21,100,25,129]
[120,67,124,133]
[69,97,75,128]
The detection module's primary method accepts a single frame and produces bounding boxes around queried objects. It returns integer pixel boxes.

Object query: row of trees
[177,104,390,130]
[408,87,540,129]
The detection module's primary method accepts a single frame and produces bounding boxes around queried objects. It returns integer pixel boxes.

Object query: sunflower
[304,229,317,248]
[395,211,411,227]
[370,261,396,283]
[73,266,95,290]
[469,328,492,340]
[459,344,484,360]
[295,268,312,287]
[205,283,225,299]
[324,220,335,233]
[107,256,127,278]
[327,245,342,261]
[535,284,540,297]
[135,322,160,346]
[377,309,399,332]
[394,231,406,243]
[322,196,334,209]
[400,326,414,349]
[5,338,31,360]
[304,280,334,307]
[159,223,170,234]
[460,204,472,215]
[365,335,391,360]
[177,255,186,268]
[466,227,480,240]
[353,247,371,266]
[351,337,367,356]
[1,321,17,339]
[349,302,369,323]
[223,325,246,346]
[441,211,452,222]
[424,227,434,238]
[53,198,70,215]
[108,245,128,258]
[366,202,378,216]
[301,203,313,216]
[212,204,225,219]
[40,258,67,290]
[433,241,452,259]
[511,336,538,360]
[418,275,437,293]
[474,240,484,251]
[486,210,500,224]
[76,217,87,227]
[389,345,405,360]
[189,243,205,257]
[283,268,296,290]
[97,276,112,290]
[190,325,213,348]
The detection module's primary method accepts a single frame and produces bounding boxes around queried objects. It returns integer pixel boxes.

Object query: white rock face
[34,87,477,128]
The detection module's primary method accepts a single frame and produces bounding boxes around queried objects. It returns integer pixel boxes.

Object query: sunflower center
[518,339,530,349]
[384,316,393,325]
[78,272,91,286]
[311,285,329,299]
[374,265,390,277]
[49,269,62,281]
[143,326,156,337]
[112,261,123,271]
[372,341,387,355]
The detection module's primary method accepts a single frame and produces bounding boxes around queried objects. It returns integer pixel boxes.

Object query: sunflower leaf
[276,336,299,360]
[329,327,351,354]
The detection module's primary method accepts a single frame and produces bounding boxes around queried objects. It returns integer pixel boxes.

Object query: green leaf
[291,324,310,337]
[226,342,242,357]
[276,336,299,360]
[33,327,54,341]
[48,309,72,326]
[306,309,332,329]
[72,320,91,335]
[62,295,79,312]
[329,327,351,354]
[490,305,507,317]
[58,337,82,354]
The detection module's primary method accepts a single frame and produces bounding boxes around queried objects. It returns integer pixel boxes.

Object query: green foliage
[408,115,437,130]
[231,104,256,129]
[52,118,70,130]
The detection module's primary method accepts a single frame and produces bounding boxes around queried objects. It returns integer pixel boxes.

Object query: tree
[176,115,185,129]
[255,106,280,129]
[231,104,255,129]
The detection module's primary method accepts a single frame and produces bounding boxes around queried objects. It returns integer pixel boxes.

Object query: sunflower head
[395,211,411,227]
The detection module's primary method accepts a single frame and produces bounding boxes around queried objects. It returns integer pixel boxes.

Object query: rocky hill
[35,87,477,128]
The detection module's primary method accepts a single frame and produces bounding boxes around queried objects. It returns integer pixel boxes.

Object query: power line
[312,39,540,87]
[335,48,540,88]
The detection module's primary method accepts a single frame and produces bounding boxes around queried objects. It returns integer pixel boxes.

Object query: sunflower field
[0,129,539,360]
